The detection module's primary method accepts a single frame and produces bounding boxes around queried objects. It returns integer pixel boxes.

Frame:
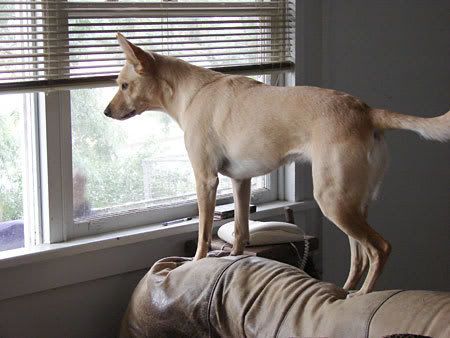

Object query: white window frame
[22,92,43,247]
[40,70,290,241]
[39,91,73,243]
[1,0,305,246]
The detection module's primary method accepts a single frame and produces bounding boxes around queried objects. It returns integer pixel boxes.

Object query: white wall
[313,0,449,291]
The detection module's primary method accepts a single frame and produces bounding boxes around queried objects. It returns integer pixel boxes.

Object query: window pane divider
[22,92,43,247]
[39,91,73,243]
[39,0,74,244]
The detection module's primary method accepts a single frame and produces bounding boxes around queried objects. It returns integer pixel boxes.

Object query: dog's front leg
[193,173,219,261]
[231,178,251,255]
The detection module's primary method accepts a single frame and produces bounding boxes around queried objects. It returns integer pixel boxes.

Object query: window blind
[0,0,295,92]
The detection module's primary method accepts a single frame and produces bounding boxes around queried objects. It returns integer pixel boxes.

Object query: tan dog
[105,33,450,296]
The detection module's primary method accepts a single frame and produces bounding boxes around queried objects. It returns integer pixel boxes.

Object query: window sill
[0,200,316,269]
[0,200,319,301]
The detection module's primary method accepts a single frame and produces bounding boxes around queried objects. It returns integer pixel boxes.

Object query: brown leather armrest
[121,254,450,338]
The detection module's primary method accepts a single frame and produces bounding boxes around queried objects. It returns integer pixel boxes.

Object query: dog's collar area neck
[183,75,224,113]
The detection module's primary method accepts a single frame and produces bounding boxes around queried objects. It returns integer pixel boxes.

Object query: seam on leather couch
[207,255,253,337]
[243,264,301,334]
[365,290,404,338]
[275,272,321,337]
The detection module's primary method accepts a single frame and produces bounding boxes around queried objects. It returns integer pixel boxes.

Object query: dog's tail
[370,108,450,142]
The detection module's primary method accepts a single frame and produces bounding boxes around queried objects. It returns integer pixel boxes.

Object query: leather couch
[120,252,449,337]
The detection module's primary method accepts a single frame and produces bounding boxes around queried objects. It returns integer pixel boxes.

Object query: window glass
[71,77,268,220]
[0,94,26,252]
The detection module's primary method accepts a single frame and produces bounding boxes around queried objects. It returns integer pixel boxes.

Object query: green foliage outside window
[0,108,23,221]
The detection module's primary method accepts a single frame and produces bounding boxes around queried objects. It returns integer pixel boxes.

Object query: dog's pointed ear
[117,33,155,75]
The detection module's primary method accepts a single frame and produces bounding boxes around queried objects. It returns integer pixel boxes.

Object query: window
[71,81,269,222]
[0,95,26,251]
[0,0,295,247]
[0,93,40,252]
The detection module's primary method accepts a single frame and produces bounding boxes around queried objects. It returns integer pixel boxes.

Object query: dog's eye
[121,83,129,90]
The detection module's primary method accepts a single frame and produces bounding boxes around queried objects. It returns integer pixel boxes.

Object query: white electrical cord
[290,238,309,271]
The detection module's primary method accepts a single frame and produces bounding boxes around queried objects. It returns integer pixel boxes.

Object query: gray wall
[0,231,192,338]
[0,209,320,338]
[0,269,146,338]
[315,0,450,290]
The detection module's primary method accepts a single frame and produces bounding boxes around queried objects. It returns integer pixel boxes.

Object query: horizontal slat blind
[0,0,294,91]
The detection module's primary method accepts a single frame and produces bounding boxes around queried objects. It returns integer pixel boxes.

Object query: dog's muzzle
[104,105,112,117]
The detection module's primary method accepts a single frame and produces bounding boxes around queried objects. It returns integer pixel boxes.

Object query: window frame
[1,0,300,245]
[40,0,293,241]
[39,90,74,243]
[43,70,285,240]
[22,92,43,248]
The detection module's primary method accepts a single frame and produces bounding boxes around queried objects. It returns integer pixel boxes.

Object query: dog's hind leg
[230,178,251,255]
[317,198,390,296]
[343,134,388,291]
[312,139,391,296]
[343,237,369,290]
[343,205,370,290]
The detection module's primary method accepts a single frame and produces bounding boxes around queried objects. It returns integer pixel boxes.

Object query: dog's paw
[230,239,248,256]
[193,254,205,261]
[193,249,208,261]
[346,291,356,299]
[346,289,367,299]
[230,248,244,256]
